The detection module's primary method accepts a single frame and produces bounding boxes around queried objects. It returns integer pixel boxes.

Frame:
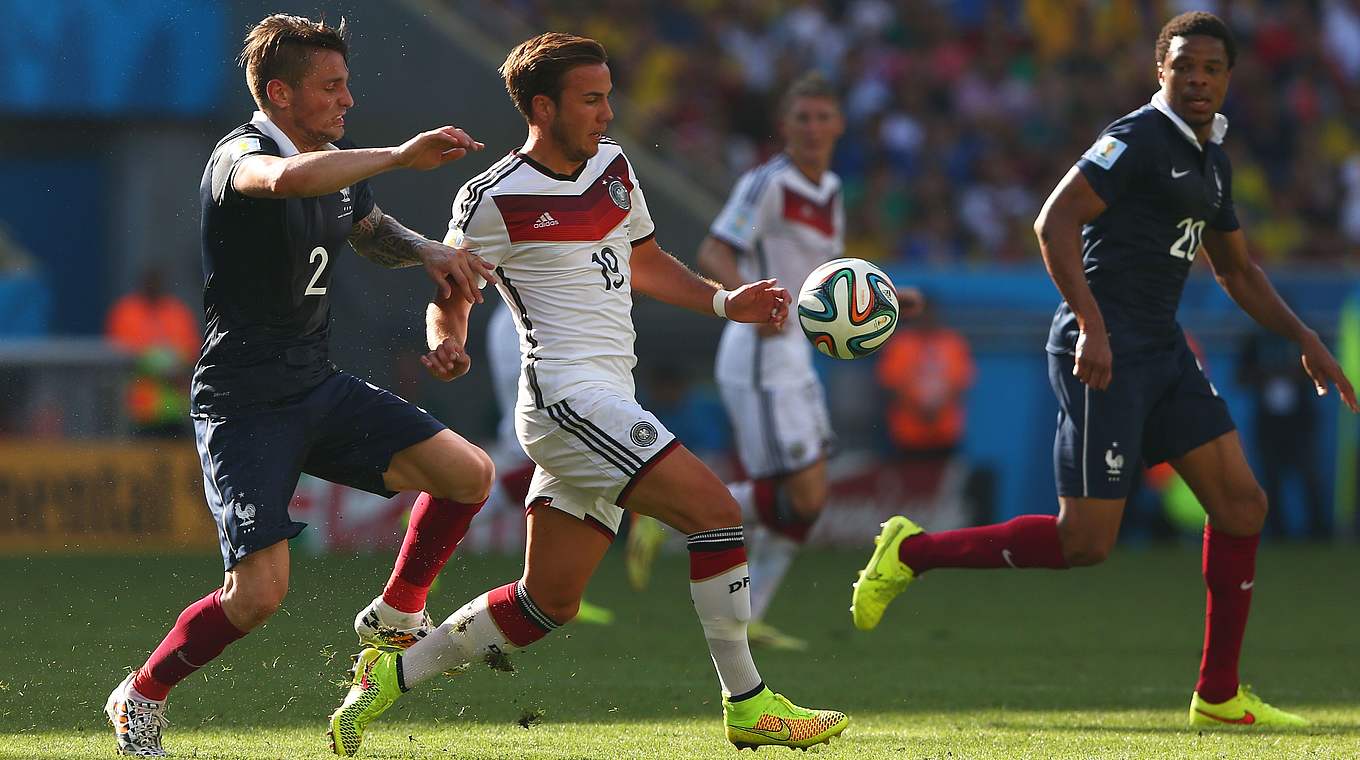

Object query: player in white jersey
[628,74,917,651]
[327,33,849,756]
[484,304,614,624]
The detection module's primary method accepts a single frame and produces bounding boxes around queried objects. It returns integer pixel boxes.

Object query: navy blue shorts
[1048,335,1235,500]
[193,371,447,569]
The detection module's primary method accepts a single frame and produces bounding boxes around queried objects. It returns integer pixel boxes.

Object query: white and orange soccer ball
[796,257,899,360]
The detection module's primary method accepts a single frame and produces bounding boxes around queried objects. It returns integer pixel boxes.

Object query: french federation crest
[630,421,657,447]
[232,500,257,527]
[608,179,631,210]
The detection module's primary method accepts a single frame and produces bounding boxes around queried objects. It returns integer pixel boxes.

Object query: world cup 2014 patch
[1083,135,1128,170]
[231,136,262,160]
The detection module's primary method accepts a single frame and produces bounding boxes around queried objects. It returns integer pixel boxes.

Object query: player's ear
[266,78,291,110]
[531,93,555,125]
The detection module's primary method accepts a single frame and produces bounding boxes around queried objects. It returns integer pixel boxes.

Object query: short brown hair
[239,14,349,110]
[499,32,608,121]
[778,71,840,118]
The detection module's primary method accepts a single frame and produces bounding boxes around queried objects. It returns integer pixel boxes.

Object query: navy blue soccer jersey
[1047,103,1239,360]
[193,119,374,413]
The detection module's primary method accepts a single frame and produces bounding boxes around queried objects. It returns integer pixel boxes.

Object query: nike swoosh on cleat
[1240,580,1254,590]
[740,718,793,741]
[1002,549,1018,568]
[1196,708,1256,725]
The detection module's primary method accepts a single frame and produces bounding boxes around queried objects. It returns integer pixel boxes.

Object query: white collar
[1150,91,1228,150]
[250,110,337,157]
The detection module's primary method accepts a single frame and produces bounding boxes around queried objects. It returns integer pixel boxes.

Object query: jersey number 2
[592,247,625,290]
[1169,218,1205,262]
[305,246,329,296]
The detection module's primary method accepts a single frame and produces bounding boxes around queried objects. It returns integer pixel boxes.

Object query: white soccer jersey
[710,154,844,387]
[446,139,656,409]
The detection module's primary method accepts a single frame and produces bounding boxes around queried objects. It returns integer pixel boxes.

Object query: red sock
[753,478,813,542]
[486,581,557,646]
[383,493,486,613]
[132,589,246,700]
[898,515,1069,573]
[1196,525,1259,703]
[499,460,537,509]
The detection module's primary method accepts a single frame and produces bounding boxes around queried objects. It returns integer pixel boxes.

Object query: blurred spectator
[1237,326,1329,539]
[105,266,199,437]
[460,0,1360,266]
[876,300,974,458]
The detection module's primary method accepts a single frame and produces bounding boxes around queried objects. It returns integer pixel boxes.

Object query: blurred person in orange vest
[105,265,200,436]
[876,298,975,459]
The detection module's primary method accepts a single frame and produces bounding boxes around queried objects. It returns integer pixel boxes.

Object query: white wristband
[712,289,732,319]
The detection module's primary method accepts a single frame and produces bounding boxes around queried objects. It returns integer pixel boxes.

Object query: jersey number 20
[1169,218,1205,262]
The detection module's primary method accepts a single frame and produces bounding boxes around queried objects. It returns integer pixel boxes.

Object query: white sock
[400,581,555,688]
[375,597,424,629]
[746,527,799,622]
[687,527,763,698]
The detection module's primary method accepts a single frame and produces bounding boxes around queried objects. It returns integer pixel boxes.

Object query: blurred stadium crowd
[465,0,1360,267]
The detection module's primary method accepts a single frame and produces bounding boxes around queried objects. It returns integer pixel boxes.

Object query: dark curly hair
[1156,11,1236,68]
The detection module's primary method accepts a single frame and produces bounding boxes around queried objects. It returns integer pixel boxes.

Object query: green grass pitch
[3,543,1357,758]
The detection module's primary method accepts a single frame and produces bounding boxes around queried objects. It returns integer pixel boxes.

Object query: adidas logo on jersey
[532,212,560,229]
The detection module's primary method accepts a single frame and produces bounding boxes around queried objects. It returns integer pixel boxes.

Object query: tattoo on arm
[348,204,427,268]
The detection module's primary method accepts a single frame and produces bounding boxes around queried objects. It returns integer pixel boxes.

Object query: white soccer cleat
[105,672,168,757]
[354,596,434,650]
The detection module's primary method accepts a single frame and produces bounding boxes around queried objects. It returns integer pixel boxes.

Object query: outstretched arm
[630,237,789,326]
[1034,166,1111,389]
[232,126,483,199]
[696,236,745,289]
[1202,228,1358,411]
[421,294,474,382]
[348,205,498,302]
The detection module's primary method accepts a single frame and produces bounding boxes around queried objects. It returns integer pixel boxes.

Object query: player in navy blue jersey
[105,14,499,757]
[853,11,1357,728]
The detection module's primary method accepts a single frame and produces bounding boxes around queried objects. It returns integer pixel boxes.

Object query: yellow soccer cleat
[329,648,406,756]
[1189,685,1309,728]
[625,515,668,591]
[724,687,849,750]
[850,515,924,631]
[574,598,616,626]
[747,620,809,652]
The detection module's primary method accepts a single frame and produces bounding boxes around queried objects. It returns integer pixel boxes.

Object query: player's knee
[442,447,495,504]
[224,583,287,630]
[1228,484,1269,534]
[1061,537,1114,567]
[787,486,827,521]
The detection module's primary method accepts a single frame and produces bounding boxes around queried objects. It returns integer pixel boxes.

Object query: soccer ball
[796,257,899,360]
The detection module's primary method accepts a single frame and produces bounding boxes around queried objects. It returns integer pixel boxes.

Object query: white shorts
[718,379,833,479]
[518,385,678,535]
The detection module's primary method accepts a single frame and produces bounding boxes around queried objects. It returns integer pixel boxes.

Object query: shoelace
[1239,685,1266,707]
[126,700,170,747]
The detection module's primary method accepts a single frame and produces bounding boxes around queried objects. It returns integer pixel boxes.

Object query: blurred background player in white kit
[484,304,613,624]
[626,73,920,651]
